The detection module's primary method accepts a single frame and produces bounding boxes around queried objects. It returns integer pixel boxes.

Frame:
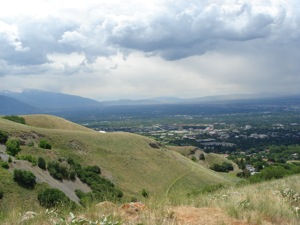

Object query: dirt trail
[165,167,194,198]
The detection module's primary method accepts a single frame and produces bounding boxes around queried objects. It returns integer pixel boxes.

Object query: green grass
[0,115,237,199]
[0,115,241,222]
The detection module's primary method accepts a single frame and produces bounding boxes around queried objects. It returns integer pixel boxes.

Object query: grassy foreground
[1,175,299,224]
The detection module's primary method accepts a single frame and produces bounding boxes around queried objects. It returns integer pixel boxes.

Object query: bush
[141,189,149,198]
[6,139,21,156]
[0,130,8,144]
[1,162,9,169]
[13,169,36,189]
[47,161,75,181]
[38,157,46,170]
[38,188,70,208]
[199,153,205,160]
[16,155,37,165]
[191,156,197,162]
[74,162,123,202]
[211,162,234,173]
[3,115,25,124]
[39,139,52,149]
[84,165,101,174]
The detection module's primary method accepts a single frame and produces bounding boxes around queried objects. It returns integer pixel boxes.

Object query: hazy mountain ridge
[1,89,300,116]
[1,89,102,110]
[0,95,41,115]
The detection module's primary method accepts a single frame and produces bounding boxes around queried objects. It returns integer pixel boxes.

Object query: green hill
[0,115,238,217]
[2,115,237,194]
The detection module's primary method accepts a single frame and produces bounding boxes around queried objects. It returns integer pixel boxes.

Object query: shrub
[191,156,197,162]
[211,162,234,173]
[0,190,3,199]
[6,139,21,156]
[13,169,36,189]
[1,162,9,169]
[47,161,75,181]
[74,162,123,202]
[8,157,12,163]
[0,130,8,144]
[38,157,46,170]
[141,189,149,198]
[38,188,70,208]
[3,115,25,124]
[16,155,37,165]
[84,165,101,174]
[199,153,205,160]
[39,139,52,149]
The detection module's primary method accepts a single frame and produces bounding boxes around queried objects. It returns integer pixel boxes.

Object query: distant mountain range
[0,95,41,115]
[0,89,102,115]
[1,89,300,115]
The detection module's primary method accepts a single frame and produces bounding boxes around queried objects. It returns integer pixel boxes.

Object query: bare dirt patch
[171,206,249,225]
[9,159,91,204]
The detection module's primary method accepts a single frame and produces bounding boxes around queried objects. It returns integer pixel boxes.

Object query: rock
[96,201,117,209]
[121,202,146,215]
[21,211,38,222]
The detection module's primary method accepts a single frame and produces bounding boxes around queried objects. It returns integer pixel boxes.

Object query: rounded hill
[22,115,93,132]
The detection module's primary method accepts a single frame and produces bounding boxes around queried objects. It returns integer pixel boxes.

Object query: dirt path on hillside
[165,167,194,198]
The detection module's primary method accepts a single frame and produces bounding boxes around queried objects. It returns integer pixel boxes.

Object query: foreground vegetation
[1,175,299,224]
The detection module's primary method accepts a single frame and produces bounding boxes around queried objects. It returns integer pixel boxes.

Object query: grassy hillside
[170,146,240,174]
[23,114,93,131]
[1,115,299,224]
[0,115,237,202]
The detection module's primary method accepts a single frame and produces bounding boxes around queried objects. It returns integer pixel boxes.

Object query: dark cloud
[105,1,295,60]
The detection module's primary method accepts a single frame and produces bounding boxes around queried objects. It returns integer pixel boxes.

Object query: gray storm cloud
[1,0,299,66]
[0,0,300,99]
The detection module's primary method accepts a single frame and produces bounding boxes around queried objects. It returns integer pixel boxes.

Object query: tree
[38,157,46,170]
[6,139,21,156]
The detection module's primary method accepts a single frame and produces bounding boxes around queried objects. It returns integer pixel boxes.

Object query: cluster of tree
[47,161,76,181]
[67,158,123,205]
[210,162,234,173]
[13,169,36,189]
[3,115,26,124]
[248,162,300,183]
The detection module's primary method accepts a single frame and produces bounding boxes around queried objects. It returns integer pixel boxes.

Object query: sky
[0,0,300,100]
